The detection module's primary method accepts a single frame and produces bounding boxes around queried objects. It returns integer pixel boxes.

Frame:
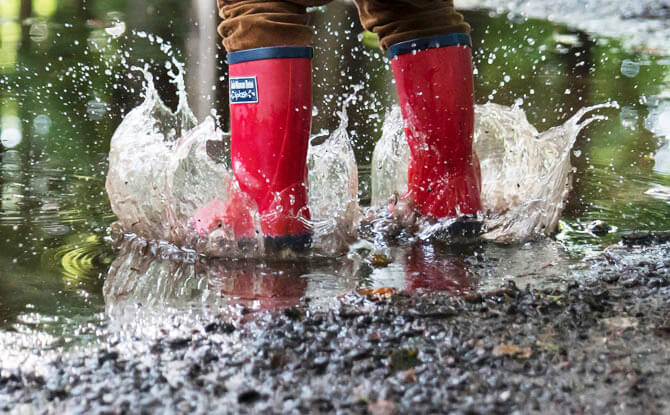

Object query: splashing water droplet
[107,62,618,255]
[370,102,618,243]
[307,91,362,254]
[621,59,640,78]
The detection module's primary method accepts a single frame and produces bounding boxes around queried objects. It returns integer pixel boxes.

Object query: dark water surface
[0,1,669,349]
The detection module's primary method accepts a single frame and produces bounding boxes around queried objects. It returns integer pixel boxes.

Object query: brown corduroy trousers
[217,0,470,52]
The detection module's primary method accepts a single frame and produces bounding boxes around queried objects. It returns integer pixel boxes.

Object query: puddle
[0,4,669,353]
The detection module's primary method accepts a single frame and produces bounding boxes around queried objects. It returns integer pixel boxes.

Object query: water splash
[107,62,616,253]
[370,106,407,208]
[106,65,177,241]
[371,102,618,243]
[106,66,361,257]
[477,102,617,242]
[103,237,357,315]
[105,63,239,252]
[307,91,362,254]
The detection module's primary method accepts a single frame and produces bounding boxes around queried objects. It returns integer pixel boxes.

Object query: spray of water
[106,64,616,256]
[370,102,618,243]
[307,89,363,254]
[476,102,617,242]
[106,66,361,257]
[106,63,235,250]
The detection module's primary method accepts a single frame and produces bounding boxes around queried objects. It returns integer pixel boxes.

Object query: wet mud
[2,242,669,414]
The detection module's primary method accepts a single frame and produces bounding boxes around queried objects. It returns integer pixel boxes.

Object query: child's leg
[354,0,470,50]
[217,0,330,52]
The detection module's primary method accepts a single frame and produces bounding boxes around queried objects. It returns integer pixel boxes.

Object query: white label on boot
[229,76,258,104]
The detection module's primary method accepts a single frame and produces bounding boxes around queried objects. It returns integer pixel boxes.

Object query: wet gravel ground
[2,242,669,415]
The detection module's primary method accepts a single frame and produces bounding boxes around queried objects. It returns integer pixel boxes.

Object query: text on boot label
[229,76,258,104]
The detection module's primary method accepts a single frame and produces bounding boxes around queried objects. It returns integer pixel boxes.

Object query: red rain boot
[389,33,482,218]
[227,46,313,249]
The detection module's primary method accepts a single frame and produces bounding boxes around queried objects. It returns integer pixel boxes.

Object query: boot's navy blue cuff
[228,46,313,64]
[387,33,471,59]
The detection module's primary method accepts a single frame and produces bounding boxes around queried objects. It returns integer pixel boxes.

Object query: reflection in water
[207,261,310,311]
[360,244,480,295]
[103,239,358,314]
[403,244,478,296]
[362,240,575,295]
[104,238,499,317]
[42,234,112,286]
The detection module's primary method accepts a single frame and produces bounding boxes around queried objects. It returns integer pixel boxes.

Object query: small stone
[204,322,220,333]
[284,307,303,320]
[499,390,511,402]
[98,350,119,366]
[270,351,285,370]
[368,399,396,415]
[587,220,611,236]
[10,404,34,415]
[238,390,261,404]
[622,277,641,288]
[389,349,419,372]
[168,337,190,350]
[313,356,329,372]
[603,316,638,330]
